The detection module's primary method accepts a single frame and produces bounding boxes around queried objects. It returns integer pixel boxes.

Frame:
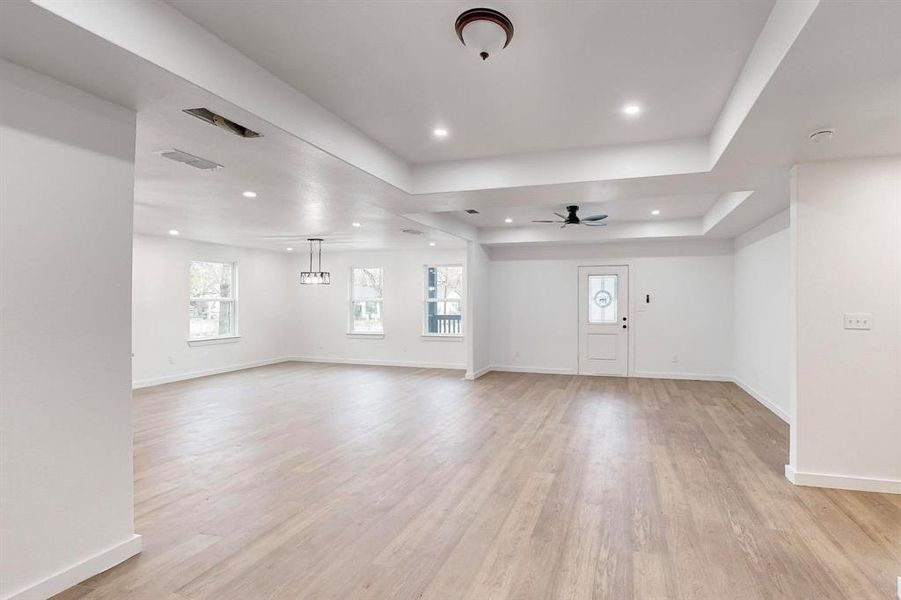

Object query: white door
[578,265,629,376]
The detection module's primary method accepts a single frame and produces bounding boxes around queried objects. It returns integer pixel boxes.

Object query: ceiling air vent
[158,149,222,170]
[401,228,424,236]
[464,209,480,214]
[183,108,262,138]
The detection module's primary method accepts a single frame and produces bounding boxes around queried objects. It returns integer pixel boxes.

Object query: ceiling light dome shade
[455,8,514,61]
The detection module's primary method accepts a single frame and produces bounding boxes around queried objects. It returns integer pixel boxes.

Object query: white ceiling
[2,0,900,252]
[452,194,719,228]
[166,0,775,163]
[135,92,463,252]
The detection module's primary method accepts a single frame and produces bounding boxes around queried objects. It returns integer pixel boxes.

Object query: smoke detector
[808,129,835,144]
[455,8,514,61]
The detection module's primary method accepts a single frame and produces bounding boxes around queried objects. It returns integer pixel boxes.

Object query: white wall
[789,156,901,493]
[466,242,491,378]
[132,235,296,387]
[488,240,734,379]
[733,210,791,421]
[0,61,140,599]
[292,248,467,369]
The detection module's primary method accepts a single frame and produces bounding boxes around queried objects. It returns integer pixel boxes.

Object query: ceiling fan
[532,205,607,227]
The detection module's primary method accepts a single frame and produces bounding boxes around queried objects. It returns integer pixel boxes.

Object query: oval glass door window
[588,275,617,323]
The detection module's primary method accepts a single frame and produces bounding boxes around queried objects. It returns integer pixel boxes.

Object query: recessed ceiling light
[242,190,257,198]
[504,218,513,223]
[651,210,660,216]
[286,247,293,252]
[351,222,361,228]
[168,229,179,236]
[622,104,642,116]
[428,241,437,246]
[433,128,449,138]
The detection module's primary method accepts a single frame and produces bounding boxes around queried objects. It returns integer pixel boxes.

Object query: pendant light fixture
[300,238,330,285]
[455,8,514,61]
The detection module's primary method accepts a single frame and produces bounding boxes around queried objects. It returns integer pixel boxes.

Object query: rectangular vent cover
[158,149,222,170]
[183,108,262,138]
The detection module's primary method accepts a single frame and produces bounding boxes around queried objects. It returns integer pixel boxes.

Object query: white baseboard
[785,464,901,495]
[291,356,465,371]
[4,534,142,600]
[488,365,578,376]
[465,365,493,380]
[631,370,732,382]
[732,377,790,423]
[133,357,293,389]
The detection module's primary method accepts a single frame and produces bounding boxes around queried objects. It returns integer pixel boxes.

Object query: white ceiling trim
[708,0,819,166]
[410,137,709,195]
[702,191,755,235]
[31,0,413,191]
[31,0,819,197]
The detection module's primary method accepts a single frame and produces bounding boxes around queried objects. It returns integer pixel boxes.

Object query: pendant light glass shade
[300,238,330,285]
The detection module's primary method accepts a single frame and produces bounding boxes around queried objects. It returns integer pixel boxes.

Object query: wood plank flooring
[54,363,900,599]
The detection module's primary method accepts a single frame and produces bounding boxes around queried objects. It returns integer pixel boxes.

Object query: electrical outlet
[843,313,872,330]
[671,355,679,364]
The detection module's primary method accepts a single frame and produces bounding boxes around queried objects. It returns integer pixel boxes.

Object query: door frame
[576,263,634,376]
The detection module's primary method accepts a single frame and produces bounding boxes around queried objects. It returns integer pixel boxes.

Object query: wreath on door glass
[593,290,613,308]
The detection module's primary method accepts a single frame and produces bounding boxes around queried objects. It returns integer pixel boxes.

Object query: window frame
[422,263,464,338]
[348,265,385,336]
[187,260,239,343]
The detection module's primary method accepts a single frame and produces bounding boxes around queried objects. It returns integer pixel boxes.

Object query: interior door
[578,265,629,376]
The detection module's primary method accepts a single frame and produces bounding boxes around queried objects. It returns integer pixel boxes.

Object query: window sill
[187,336,241,347]
[346,332,385,339]
[421,334,464,341]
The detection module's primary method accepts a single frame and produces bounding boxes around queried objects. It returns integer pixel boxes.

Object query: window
[587,274,618,324]
[189,261,237,340]
[424,265,463,336]
[350,267,383,334]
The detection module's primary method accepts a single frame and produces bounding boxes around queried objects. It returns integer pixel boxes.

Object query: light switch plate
[843,313,872,330]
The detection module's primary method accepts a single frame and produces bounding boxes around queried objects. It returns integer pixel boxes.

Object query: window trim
[422,263,465,338]
[187,260,239,342]
[348,265,385,335]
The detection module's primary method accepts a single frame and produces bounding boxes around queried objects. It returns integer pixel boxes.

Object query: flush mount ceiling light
[651,209,660,216]
[622,104,642,116]
[504,218,513,223]
[455,8,514,61]
[242,190,257,198]
[428,242,437,247]
[168,229,180,236]
[351,222,361,228]
[286,247,293,252]
[433,128,449,138]
[300,238,330,285]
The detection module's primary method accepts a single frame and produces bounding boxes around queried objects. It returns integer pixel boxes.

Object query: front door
[578,265,629,376]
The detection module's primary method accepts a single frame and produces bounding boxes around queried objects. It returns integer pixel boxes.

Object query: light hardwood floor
[55,363,900,599]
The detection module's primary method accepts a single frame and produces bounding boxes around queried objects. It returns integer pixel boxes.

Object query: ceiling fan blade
[553,212,566,220]
[531,220,561,223]
[583,221,607,227]
[581,214,608,221]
